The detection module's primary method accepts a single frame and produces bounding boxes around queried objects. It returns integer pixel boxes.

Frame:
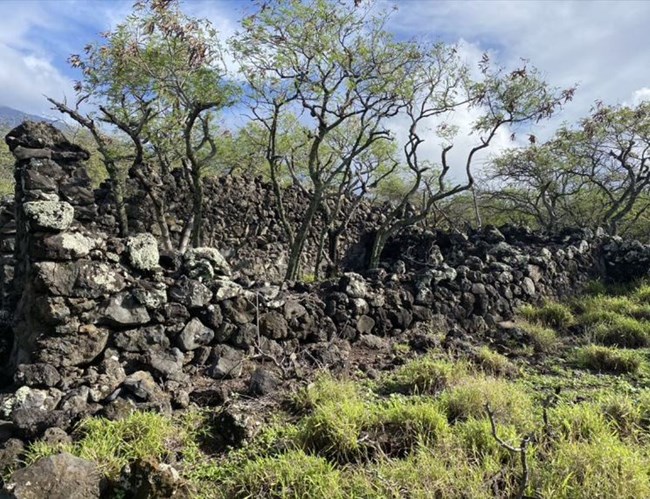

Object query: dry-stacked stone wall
[0,122,648,442]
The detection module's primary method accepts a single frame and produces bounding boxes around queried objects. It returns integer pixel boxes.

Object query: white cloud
[385,0,650,125]
[0,0,132,117]
[632,87,650,106]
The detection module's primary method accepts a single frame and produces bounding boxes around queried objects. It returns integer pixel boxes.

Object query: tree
[558,102,650,234]
[232,0,423,280]
[482,145,585,230]
[366,60,575,268]
[484,101,650,235]
[50,0,238,248]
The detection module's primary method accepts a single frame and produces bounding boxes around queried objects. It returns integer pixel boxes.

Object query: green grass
[441,375,534,428]
[25,411,185,478]
[574,345,643,374]
[473,346,518,376]
[517,321,560,353]
[520,301,576,330]
[18,283,650,498]
[534,436,650,498]
[379,355,469,395]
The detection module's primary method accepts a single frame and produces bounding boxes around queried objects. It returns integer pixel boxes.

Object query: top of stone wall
[4,121,89,163]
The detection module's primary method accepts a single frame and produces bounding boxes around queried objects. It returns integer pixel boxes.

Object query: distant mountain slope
[0,105,55,129]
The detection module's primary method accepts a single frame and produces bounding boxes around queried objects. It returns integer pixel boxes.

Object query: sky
[0,0,649,176]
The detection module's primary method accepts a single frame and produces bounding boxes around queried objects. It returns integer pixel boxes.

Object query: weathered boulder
[169,277,212,308]
[183,247,231,279]
[112,458,189,499]
[249,368,279,396]
[209,345,244,379]
[37,324,109,367]
[126,233,159,271]
[34,261,125,298]
[23,201,74,232]
[4,452,102,498]
[177,318,214,351]
[114,325,169,352]
[99,293,150,327]
[120,371,170,413]
[33,232,97,260]
[260,311,288,340]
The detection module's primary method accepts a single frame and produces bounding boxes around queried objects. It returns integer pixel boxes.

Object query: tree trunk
[326,228,341,277]
[368,229,389,270]
[285,195,321,281]
[190,171,204,247]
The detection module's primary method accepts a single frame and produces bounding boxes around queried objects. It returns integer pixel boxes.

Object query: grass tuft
[518,321,560,353]
[473,347,518,377]
[574,345,643,374]
[520,302,575,330]
[380,356,469,395]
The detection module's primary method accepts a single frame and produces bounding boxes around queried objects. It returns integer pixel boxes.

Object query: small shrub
[224,450,346,499]
[536,436,650,498]
[26,411,181,478]
[599,394,643,437]
[633,284,650,304]
[548,402,614,442]
[591,315,650,348]
[454,418,521,464]
[473,347,518,376]
[579,308,621,327]
[298,390,370,462]
[518,321,560,353]
[441,376,534,428]
[381,356,469,395]
[576,295,637,316]
[368,398,449,457]
[292,374,362,414]
[520,302,575,330]
[367,446,495,499]
[584,280,607,296]
[574,345,643,374]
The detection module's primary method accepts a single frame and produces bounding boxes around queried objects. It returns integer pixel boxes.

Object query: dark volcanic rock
[4,452,102,498]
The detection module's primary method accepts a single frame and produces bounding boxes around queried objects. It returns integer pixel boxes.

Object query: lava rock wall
[0,122,648,441]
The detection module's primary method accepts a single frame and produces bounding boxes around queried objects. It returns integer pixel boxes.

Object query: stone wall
[0,122,649,441]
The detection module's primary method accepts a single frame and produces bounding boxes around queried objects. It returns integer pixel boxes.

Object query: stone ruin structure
[0,120,648,446]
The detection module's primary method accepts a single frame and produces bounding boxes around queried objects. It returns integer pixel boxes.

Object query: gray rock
[23,200,74,232]
[37,324,109,367]
[341,273,368,299]
[260,311,288,340]
[178,318,214,351]
[35,232,96,260]
[358,334,386,350]
[521,277,536,295]
[249,368,279,396]
[184,247,231,279]
[15,363,61,387]
[121,371,170,412]
[100,293,150,327]
[147,347,184,378]
[114,325,169,352]
[209,345,244,379]
[126,233,159,271]
[34,261,125,298]
[213,279,251,301]
[113,459,189,499]
[132,285,167,309]
[283,300,307,320]
[198,305,223,329]
[0,439,25,478]
[356,315,376,335]
[169,277,213,308]
[5,452,101,499]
